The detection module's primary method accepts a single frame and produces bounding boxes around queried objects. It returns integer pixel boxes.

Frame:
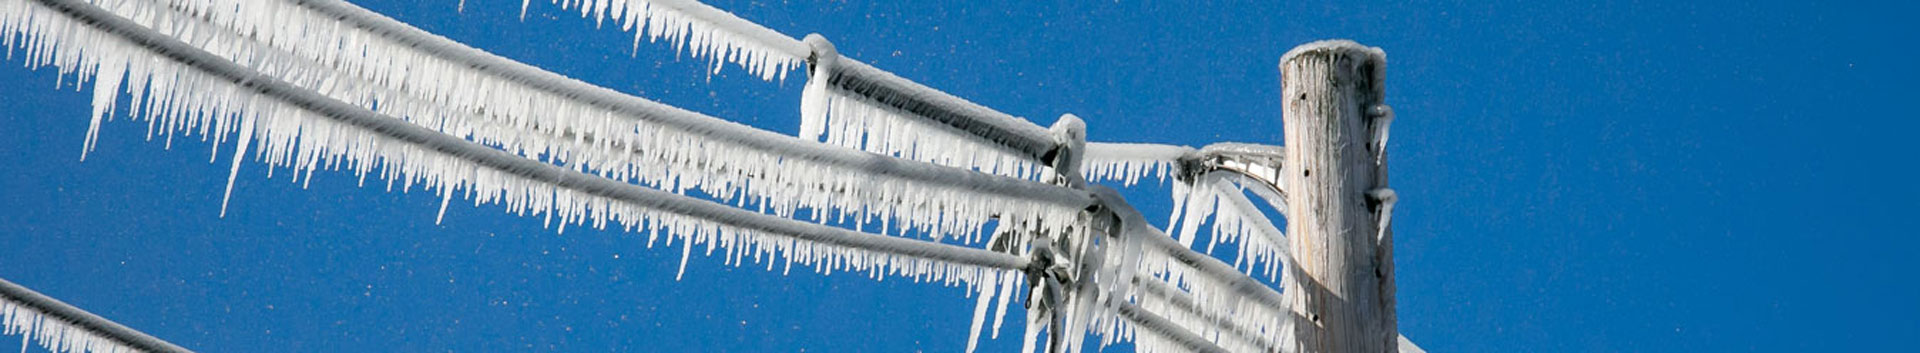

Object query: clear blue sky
[2,0,1914,351]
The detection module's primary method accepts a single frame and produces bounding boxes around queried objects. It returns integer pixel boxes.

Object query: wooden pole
[1280,40,1396,353]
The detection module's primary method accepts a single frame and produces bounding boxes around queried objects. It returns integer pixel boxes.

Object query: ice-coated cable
[528,0,808,81]
[291,0,1087,206]
[1,277,194,353]
[16,0,1031,275]
[145,0,1095,242]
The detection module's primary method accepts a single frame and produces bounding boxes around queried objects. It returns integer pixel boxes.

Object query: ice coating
[796,39,1060,180]
[0,0,1350,351]
[536,0,807,81]
[802,82,1048,180]
[61,0,1091,245]
[1090,187,1293,353]
[2,299,140,353]
[2,0,1042,342]
[1168,173,1291,279]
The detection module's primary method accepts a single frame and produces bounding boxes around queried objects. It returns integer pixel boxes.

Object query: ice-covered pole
[1279,40,1397,353]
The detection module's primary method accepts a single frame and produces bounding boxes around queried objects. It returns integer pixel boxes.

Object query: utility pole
[1280,40,1397,353]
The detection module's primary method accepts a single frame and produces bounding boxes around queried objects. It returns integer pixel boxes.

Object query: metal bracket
[1175,142,1289,204]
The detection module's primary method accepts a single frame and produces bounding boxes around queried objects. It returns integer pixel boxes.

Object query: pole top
[1280,39,1385,68]
[1280,39,1388,102]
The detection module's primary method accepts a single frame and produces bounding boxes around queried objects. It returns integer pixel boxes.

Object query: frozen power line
[0,0,1417,351]
[528,0,1065,178]
[90,0,1095,245]
[6,0,1032,294]
[1,277,195,353]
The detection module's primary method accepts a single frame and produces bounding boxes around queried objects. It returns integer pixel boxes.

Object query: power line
[0,277,195,353]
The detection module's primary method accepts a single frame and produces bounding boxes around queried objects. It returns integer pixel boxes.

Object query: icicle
[990,268,1017,339]
[1080,142,1195,186]
[437,184,456,224]
[963,271,996,353]
[1165,179,1192,242]
[219,114,254,218]
[675,232,693,280]
[797,35,831,142]
[80,52,124,161]
[1170,175,1221,249]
